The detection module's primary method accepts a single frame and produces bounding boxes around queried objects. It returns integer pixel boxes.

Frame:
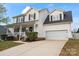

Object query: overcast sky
[4,3,79,31]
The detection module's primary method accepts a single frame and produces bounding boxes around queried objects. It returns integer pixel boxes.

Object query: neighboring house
[9,7,72,40]
[0,25,7,35]
[0,25,8,40]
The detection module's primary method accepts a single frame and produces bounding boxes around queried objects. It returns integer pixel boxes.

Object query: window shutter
[34,13,36,19]
[29,14,30,21]
[51,16,52,21]
[60,14,62,20]
[23,16,25,22]
[64,14,66,19]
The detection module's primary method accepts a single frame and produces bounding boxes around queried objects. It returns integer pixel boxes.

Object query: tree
[0,17,9,24]
[77,28,79,33]
[0,3,8,24]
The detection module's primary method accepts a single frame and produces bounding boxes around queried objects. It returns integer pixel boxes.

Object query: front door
[29,27,33,32]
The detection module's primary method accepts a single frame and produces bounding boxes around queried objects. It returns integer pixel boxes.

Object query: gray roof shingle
[44,11,72,24]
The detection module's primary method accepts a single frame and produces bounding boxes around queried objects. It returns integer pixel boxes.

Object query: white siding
[34,9,49,37]
[25,8,39,22]
[39,9,49,23]
[43,23,72,38]
[50,10,64,21]
[12,8,72,40]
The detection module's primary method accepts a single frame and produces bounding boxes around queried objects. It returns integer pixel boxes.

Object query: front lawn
[60,39,79,56]
[0,41,22,51]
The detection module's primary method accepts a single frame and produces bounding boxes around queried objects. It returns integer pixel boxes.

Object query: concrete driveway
[0,40,67,56]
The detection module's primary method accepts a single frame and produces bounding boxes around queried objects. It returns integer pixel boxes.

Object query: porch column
[19,25,22,40]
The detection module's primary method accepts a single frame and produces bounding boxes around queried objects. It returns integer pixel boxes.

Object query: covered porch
[13,21,35,40]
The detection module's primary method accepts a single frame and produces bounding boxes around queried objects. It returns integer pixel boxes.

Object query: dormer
[49,9,65,22]
[44,9,72,24]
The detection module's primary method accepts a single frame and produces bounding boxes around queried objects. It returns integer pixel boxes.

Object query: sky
[4,3,79,31]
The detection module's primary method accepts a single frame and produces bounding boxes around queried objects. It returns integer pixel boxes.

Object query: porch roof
[7,21,35,27]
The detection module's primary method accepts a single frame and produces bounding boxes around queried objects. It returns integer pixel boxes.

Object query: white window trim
[50,14,63,22]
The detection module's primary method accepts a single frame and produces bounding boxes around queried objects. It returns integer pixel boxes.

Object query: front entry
[14,26,34,40]
[29,27,33,32]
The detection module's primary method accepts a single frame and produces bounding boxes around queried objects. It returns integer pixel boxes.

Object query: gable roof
[39,8,49,12]
[49,9,65,14]
[12,8,33,18]
[21,6,32,14]
[12,7,48,18]
[44,11,72,24]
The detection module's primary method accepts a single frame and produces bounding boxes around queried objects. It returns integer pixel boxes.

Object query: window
[16,17,20,23]
[29,27,33,32]
[21,16,24,22]
[53,16,55,21]
[29,13,36,21]
[50,14,62,21]
[30,14,34,20]
[18,17,21,22]
[30,14,34,18]
[53,15,58,21]
[16,18,18,23]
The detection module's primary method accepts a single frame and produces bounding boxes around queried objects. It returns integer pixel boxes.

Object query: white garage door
[46,30,68,40]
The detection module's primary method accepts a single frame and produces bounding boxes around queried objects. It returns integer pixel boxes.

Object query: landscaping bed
[22,32,45,42]
[0,41,22,51]
[60,39,79,56]
[24,37,45,42]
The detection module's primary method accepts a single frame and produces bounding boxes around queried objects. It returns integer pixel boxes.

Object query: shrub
[36,37,45,41]
[26,32,38,41]
[6,36,15,41]
[0,34,7,40]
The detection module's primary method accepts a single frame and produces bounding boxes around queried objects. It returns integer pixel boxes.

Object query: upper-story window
[50,15,59,21]
[54,15,60,21]
[15,16,25,23]
[21,16,24,22]
[30,14,34,20]
[50,14,63,21]
[16,18,18,23]
[29,13,36,21]
[16,17,20,23]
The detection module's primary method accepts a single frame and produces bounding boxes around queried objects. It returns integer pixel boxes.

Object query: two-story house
[9,6,72,40]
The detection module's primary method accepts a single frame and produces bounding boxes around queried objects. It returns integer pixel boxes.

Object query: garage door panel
[46,30,68,40]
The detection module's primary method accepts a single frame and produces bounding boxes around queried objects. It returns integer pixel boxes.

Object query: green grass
[60,39,79,56]
[0,41,22,51]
